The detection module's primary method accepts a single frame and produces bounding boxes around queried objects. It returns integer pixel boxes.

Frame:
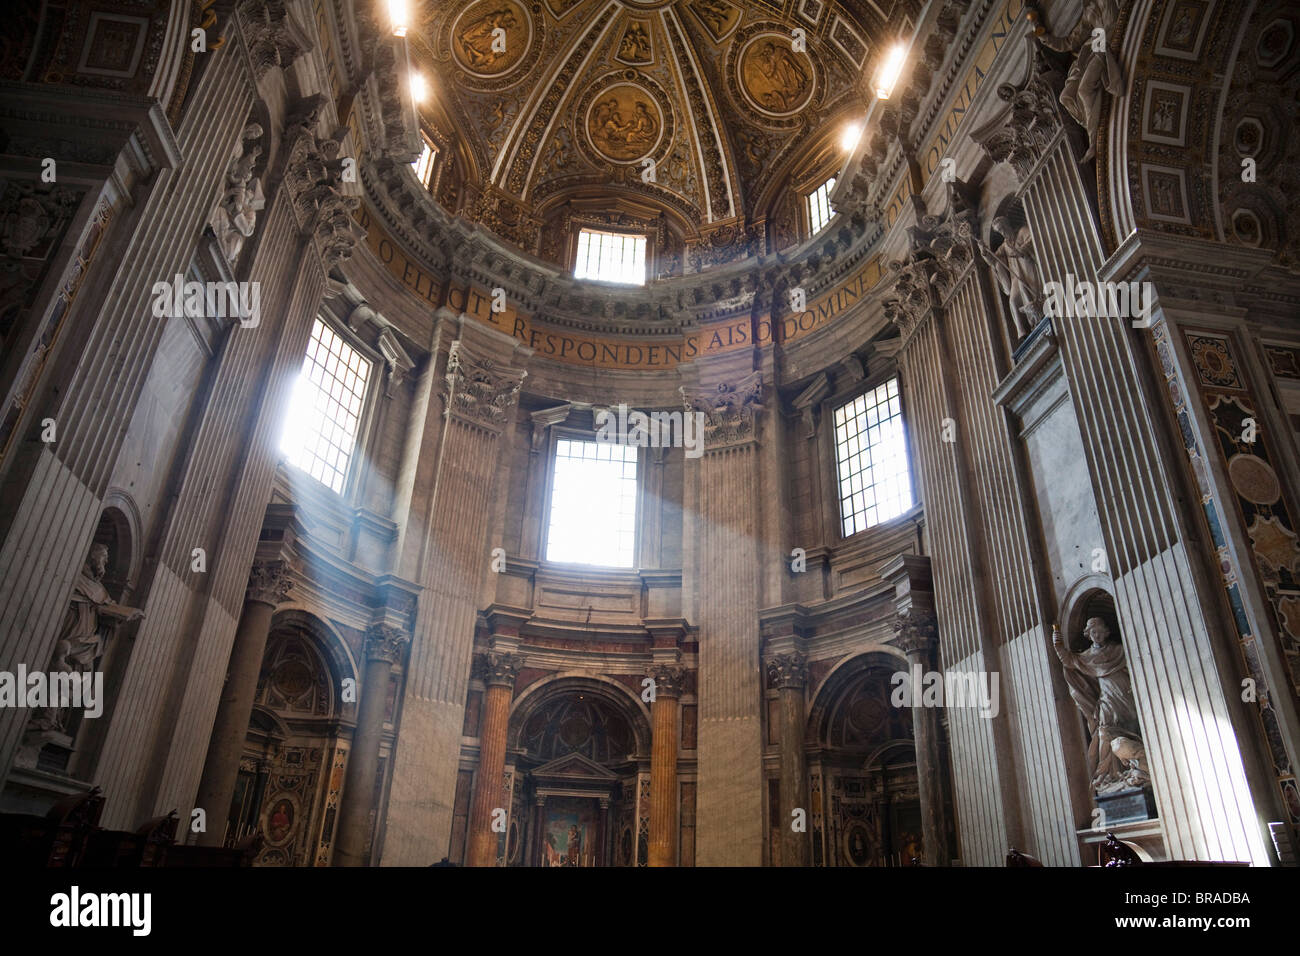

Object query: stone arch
[262,608,360,723]
[508,672,651,758]
[806,647,908,744]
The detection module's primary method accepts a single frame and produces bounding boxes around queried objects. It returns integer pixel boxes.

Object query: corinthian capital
[442,338,527,430]
[237,0,311,81]
[650,664,686,699]
[680,371,764,449]
[365,623,410,664]
[246,559,293,607]
[767,653,809,690]
[479,652,522,687]
[892,607,938,657]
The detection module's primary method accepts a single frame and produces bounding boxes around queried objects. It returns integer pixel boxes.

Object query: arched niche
[806,650,939,867]
[229,610,358,865]
[501,675,653,867]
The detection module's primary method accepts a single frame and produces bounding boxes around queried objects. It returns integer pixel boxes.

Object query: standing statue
[1052,619,1150,794]
[19,543,144,760]
[976,215,1043,340]
[1032,0,1123,162]
[210,123,266,265]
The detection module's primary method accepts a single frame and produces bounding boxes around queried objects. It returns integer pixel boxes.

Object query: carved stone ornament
[282,96,363,271]
[237,0,311,81]
[892,607,938,657]
[442,338,527,428]
[680,371,763,448]
[479,651,522,687]
[246,559,293,606]
[650,663,686,699]
[973,37,1067,181]
[365,623,410,664]
[766,653,809,690]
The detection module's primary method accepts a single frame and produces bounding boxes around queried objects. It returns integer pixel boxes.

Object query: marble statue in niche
[1032,0,1123,162]
[17,542,144,764]
[210,123,265,265]
[1053,618,1150,795]
[976,215,1043,341]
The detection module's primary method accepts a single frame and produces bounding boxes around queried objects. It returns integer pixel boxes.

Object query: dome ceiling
[410,0,916,272]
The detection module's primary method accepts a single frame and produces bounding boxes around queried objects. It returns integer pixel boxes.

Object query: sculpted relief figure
[1053,618,1150,795]
[20,543,143,757]
[1034,0,1123,162]
[210,123,266,265]
[976,215,1043,340]
[458,6,519,71]
[747,41,809,112]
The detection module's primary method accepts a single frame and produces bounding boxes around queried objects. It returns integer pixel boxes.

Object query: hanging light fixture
[874,43,907,100]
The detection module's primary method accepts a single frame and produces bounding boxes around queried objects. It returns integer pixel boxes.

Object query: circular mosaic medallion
[451,0,533,77]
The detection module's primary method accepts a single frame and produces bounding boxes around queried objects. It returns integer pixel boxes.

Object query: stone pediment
[530,752,618,785]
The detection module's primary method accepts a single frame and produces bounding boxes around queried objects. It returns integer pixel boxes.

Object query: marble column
[194,559,292,847]
[892,606,950,866]
[648,664,684,866]
[333,624,409,866]
[465,651,520,867]
[769,652,810,866]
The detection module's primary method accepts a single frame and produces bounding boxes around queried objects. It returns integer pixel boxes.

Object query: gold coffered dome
[409,0,918,275]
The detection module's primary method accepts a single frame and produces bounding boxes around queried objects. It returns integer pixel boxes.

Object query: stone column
[333,623,409,866]
[465,651,520,867]
[892,606,950,866]
[682,368,766,865]
[769,652,810,866]
[383,320,530,865]
[647,664,684,866]
[194,559,292,847]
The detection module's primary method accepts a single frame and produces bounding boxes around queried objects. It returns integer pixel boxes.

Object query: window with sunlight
[834,378,912,536]
[281,318,370,494]
[807,177,837,235]
[413,135,437,188]
[546,439,638,568]
[574,228,647,285]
